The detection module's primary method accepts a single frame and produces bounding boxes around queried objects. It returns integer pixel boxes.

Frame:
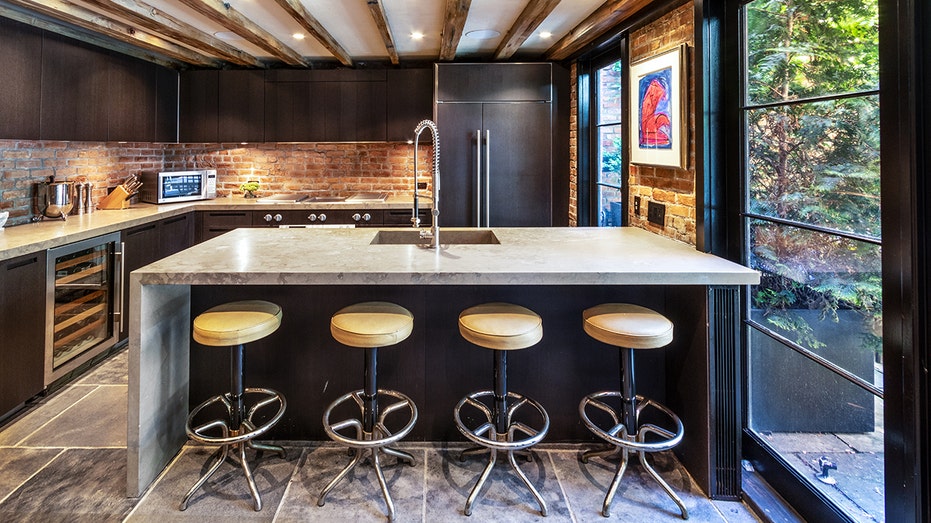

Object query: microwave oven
[140,170,217,204]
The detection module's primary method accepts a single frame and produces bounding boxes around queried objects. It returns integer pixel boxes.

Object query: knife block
[97,185,131,210]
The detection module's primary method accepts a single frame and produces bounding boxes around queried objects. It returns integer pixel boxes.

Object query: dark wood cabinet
[40,33,110,141]
[435,63,552,102]
[120,213,194,340]
[155,66,179,142]
[436,63,564,227]
[198,210,252,242]
[180,70,219,142]
[218,70,265,142]
[108,52,157,142]
[0,17,42,140]
[386,68,434,141]
[0,251,47,419]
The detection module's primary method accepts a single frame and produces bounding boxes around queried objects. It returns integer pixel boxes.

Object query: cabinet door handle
[6,256,38,271]
[485,129,491,227]
[476,129,482,226]
[115,241,125,333]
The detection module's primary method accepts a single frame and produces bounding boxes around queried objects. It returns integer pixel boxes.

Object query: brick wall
[629,3,696,244]
[0,140,428,226]
[162,142,428,199]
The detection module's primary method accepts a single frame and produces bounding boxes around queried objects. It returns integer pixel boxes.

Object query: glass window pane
[749,220,882,383]
[597,61,623,125]
[745,1,879,105]
[748,328,884,522]
[598,125,623,226]
[748,96,880,238]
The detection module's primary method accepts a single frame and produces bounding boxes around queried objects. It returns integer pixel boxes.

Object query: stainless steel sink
[370,230,500,245]
[306,196,347,202]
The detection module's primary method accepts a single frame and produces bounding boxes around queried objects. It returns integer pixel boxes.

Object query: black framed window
[740,0,882,520]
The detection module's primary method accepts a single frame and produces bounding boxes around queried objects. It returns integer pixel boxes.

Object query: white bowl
[0,211,8,229]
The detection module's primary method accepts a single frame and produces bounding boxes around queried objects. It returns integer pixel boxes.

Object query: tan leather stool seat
[583,303,673,349]
[193,300,282,346]
[459,302,543,350]
[330,301,413,348]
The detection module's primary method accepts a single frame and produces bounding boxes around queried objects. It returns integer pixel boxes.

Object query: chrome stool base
[181,387,287,511]
[319,387,418,521]
[454,389,550,517]
[579,390,688,519]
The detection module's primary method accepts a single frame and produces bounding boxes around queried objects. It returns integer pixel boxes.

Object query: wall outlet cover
[648,201,665,226]
[634,196,641,215]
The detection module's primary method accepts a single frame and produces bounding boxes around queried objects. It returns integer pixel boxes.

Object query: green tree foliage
[745,0,881,353]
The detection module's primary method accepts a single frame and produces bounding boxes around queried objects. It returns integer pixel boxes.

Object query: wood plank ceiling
[0,0,655,68]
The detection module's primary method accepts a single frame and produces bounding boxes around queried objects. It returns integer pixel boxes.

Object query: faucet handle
[411,216,421,227]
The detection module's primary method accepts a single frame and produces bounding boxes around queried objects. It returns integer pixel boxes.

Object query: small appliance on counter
[140,169,217,204]
[37,177,74,221]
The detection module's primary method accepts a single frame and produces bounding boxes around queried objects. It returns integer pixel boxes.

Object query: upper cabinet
[0,18,42,139]
[0,17,178,142]
[219,70,265,143]
[386,68,434,141]
[436,63,552,103]
[179,70,219,143]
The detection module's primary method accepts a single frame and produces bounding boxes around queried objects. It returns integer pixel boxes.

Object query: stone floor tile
[425,445,572,522]
[0,385,97,446]
[20,385,127,447]
[0,448,136,523]
[0,447,63,502]
[77,349,128,386]
[126,443,298,522]
[276,445,427,523]
[548,447,723,522]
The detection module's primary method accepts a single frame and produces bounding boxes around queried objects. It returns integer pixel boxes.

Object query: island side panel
[128,281,191,497]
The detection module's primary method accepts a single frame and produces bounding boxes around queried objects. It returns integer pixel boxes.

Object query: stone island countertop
[133,226,759,286]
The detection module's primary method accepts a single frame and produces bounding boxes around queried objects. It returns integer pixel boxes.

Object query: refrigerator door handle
[476,129,483,226]
[485,129,491,227]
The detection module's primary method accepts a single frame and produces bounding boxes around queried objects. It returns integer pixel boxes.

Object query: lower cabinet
[0,251,47,419]
[121,213,194,340]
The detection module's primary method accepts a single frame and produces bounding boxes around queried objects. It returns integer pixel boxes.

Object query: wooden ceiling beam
[176,0,306,66]
[272,0,353,66]
[3,0,220,66]
[366,0,398,65]
[0,2,184,68]
[439,0,470,61]
[78,0,263,67]
[545,0,653,61]
[494,0,560,60]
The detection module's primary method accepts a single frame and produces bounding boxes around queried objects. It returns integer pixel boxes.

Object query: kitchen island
[128,226,758,498]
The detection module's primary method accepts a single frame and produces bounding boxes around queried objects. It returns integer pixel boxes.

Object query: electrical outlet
[417,182,428,190]
[634,196,641,215]
[647,201,665,226]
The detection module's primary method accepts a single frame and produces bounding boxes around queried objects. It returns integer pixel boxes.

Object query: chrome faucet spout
[413,119,440,248]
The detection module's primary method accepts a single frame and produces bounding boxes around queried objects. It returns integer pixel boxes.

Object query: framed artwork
[629,44,687,169]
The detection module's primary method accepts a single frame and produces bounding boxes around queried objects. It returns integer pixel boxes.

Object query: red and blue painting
[637,67,673,150]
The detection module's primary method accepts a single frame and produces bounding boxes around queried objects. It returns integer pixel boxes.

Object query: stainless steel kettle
[39,179,74,221]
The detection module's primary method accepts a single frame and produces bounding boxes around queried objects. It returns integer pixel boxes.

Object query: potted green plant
[240,180,259,198]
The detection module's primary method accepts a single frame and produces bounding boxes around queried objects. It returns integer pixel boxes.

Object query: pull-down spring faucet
[413,119,440,248]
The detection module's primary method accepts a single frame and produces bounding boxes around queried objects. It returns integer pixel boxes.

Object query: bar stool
[318,301,418,522]
[453,302,549,517]
[181,300,287,512]
[579,303,688,519]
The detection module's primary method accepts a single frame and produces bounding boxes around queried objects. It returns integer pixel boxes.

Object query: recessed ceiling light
[465,29,500,40]
[214,31,241,41]
[292,33,305,40]
[411,31,425,40]
[539,31,553,39]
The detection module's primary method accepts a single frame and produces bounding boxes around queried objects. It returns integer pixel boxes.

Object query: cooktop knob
[318,213,327,222]
[308,214,317,222]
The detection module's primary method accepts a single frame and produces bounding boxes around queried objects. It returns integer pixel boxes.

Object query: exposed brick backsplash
[0,140,430,227]
[628,2,696,245]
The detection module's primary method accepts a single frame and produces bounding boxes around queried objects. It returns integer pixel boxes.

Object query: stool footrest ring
[579,391,683,452]
[322,388,418,449]
[454,390,550,451]
[186,387,287,446]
